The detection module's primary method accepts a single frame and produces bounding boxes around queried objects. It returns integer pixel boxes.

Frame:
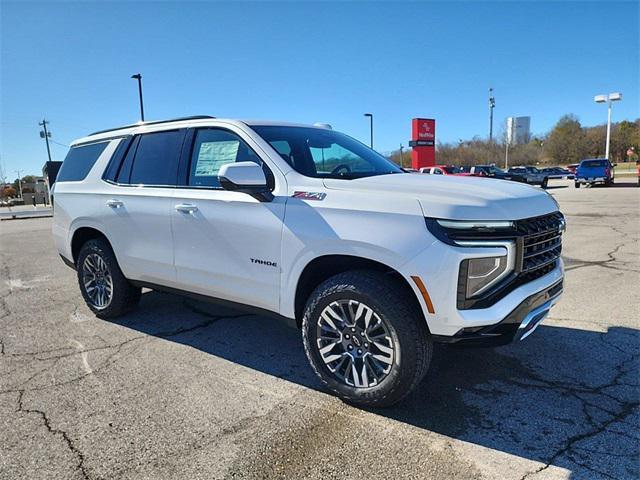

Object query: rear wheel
[302,270,432,408]
[76,238,141,318]
[575,182,581,188]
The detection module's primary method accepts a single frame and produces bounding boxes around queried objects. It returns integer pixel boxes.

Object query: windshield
[252,126,403,179]
[528,167,540,173]
[443,166,461,174]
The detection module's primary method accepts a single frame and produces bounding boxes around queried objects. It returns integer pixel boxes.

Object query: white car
[53,116,565,407]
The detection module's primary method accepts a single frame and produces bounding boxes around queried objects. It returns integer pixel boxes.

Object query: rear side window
[57,142,109,182]
[129,130,184,185]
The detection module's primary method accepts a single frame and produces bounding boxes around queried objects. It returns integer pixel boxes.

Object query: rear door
[99,129,185,285]
[171,126,285,312]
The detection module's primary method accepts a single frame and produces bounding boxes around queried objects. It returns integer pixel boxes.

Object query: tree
[545,115,586,164]
[1,186,16,198]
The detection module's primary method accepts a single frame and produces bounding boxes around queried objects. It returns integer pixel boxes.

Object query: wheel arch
[292,254,424,328]
[70,226,113,264]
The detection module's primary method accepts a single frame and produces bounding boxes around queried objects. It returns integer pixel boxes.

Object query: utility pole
[399,143,405,168]
[488,87,495,142]
[39,119,52,162]
[15,169,23,198]
[131,73,145,121]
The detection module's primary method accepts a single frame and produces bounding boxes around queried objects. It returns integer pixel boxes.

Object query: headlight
[457,240,516,298]
[462,256,510,298]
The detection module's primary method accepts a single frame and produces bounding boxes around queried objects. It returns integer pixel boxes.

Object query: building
[506,116,531,145]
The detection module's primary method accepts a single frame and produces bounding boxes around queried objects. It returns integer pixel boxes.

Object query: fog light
[463,256,509,298]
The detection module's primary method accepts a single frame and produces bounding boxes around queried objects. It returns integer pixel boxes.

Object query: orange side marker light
[411,276,435,314]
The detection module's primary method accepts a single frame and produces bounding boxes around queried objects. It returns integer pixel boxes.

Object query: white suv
[53,116,565,407]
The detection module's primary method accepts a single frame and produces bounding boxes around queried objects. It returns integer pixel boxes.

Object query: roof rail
[89,115,216,136]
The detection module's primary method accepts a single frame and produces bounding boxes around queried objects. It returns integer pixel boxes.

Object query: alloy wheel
[82,253,113,309]
[316,299,396,388]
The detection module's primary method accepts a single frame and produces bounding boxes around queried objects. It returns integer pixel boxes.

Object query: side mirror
[218,162,273,202]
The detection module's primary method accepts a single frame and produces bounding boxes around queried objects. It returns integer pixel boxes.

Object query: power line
[49,139,69,148]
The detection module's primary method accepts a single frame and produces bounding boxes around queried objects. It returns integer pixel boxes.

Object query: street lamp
[363,113,374,149]
[594,92,622,160]
[488,87,495,141]
[131,73,145,121]
[15,169,23,199]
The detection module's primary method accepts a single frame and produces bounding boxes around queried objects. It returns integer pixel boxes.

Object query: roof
[73,116,328,146]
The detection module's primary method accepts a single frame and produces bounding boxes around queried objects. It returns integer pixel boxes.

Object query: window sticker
[194,140,239,176]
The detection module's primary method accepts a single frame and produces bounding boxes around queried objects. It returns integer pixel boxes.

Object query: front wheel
[575,182,581,188]
[302,271,432,408]
[541,177,549,189]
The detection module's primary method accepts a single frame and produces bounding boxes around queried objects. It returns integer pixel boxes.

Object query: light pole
[131,73,145,121]
[364,113,373,149]
[594,92,622,160]
[15,169,23,198]
[488,87,495,142]
[399,143,405,168]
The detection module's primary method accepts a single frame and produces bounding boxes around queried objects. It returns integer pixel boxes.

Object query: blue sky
[1,1,638,177]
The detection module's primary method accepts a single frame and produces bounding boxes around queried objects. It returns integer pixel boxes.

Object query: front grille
[427,211,565,310]
[516,212,564,278]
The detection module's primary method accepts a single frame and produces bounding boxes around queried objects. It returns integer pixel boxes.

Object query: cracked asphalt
[1,180,638,480]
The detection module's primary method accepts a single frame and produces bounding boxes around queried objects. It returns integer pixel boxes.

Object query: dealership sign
[410,118,436,168]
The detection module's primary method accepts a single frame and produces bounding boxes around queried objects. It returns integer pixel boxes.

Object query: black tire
[302,270,432,408]
[76,238,141,319]
[541,177,549,189]
[575,182,580,188]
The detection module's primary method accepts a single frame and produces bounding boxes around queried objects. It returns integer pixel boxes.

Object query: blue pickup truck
[575,159,615,188]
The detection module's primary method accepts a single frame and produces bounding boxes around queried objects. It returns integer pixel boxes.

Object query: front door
[171,127,285,312]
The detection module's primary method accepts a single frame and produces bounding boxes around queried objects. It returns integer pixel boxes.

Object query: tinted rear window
[581,160,608,168]
[57,142,109,182]
[129,130,184,185]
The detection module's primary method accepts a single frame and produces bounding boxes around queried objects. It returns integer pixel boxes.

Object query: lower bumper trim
[433,279,563,347]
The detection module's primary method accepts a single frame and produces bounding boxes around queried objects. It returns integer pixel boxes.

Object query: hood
[323,173,558,221]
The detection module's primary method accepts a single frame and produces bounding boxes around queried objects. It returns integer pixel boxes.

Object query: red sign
[411,118,436,169]
[412,118,435,142]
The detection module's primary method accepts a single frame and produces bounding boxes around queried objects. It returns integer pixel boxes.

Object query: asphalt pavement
[1,179,638,480]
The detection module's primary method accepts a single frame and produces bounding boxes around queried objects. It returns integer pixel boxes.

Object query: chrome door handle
[106,199,124,208]
[175,203,198,213]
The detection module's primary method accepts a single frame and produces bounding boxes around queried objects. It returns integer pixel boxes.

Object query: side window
[129,130,184,186]
[188,129,262,188]
[57,142,109,182]
[433,168,443,175]
[102,136,133,182]
[115,136,140,184]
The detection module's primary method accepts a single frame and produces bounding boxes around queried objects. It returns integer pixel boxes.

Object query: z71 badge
[292,191,327,201]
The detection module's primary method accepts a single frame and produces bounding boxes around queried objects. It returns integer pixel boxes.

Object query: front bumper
[432,279,562,346]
